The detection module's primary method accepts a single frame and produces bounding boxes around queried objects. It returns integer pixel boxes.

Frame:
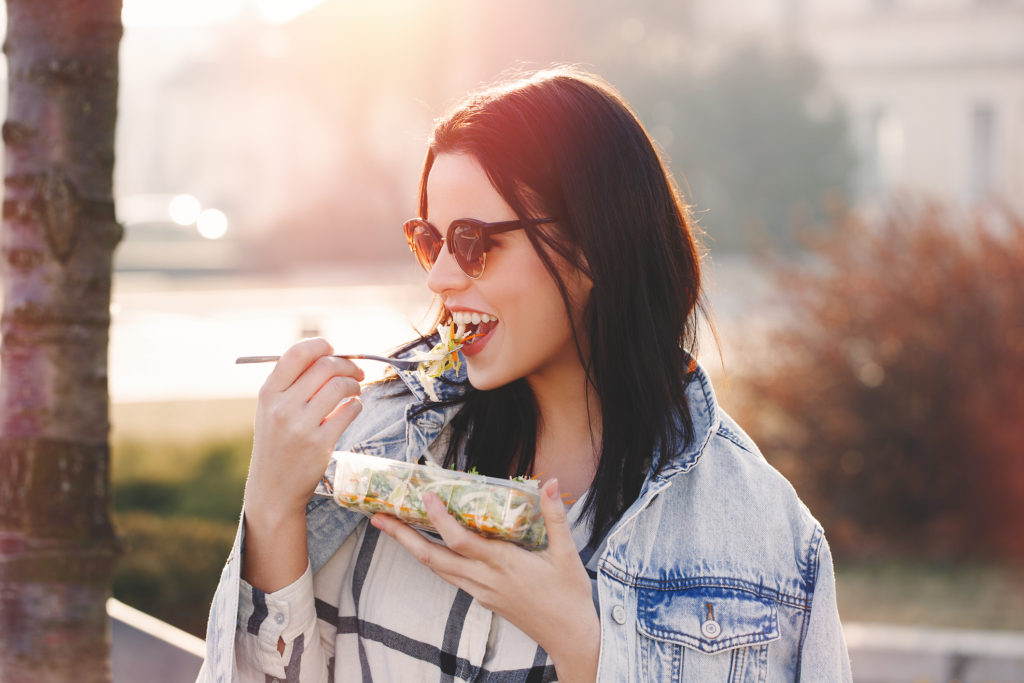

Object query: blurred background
[2,0,1022,662]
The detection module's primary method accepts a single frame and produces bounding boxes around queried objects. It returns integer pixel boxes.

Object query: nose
[426,242,468,295]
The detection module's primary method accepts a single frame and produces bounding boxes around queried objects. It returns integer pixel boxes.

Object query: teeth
[451,311,497,326]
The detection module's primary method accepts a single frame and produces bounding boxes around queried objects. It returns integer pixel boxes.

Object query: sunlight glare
[196,209,229,240]
[121,0,324,27]
[256,0,326,25]
[122,0,245,27]
[168,194,202,226]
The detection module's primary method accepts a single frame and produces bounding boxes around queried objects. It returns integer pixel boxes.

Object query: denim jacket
[198,351,852,682]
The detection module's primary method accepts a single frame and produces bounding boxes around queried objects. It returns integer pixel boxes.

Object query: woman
[199,67,851,682]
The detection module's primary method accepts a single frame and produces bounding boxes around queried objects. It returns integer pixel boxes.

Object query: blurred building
[694,0,1024,214]
[5,0,1020,269]
[115,1,564,268]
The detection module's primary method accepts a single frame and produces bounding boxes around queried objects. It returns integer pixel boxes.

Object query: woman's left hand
[370,478,600,683]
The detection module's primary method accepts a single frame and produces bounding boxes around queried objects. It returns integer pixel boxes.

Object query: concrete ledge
[107,598,204,683]
[845,621,1024,683]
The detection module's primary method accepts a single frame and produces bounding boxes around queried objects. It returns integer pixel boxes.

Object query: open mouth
[450,310,499,351]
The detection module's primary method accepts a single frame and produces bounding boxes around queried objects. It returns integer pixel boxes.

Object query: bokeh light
[196,209,228,239]
[167,194,201,226]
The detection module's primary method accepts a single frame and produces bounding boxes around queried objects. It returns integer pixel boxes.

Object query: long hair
[414,67,707,543]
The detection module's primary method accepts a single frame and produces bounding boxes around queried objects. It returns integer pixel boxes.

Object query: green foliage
[113,511,237,638]
[114,480,181,516]
[112,435,250,522]
[670,48,854,250]
[110,434,251,636]
[600,44,854,251]
[732,201,1024,561]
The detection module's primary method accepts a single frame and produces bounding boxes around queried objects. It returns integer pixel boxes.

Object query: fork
[235,351,458,371]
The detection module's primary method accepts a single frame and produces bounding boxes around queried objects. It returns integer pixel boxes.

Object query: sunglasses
[403,216,556,279]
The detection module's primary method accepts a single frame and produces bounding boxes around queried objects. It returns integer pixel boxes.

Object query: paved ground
[846,622,1024,683]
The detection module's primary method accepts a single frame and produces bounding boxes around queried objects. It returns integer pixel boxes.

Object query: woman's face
[425,152,590,391]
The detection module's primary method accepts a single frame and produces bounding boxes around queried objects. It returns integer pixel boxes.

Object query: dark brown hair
[414,67,707,542]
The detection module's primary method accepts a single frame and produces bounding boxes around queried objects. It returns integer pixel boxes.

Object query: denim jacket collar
[389,341,472,463]
[647,363,720,485]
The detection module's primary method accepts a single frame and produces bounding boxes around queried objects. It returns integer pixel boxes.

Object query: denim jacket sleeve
[798,536,852,681]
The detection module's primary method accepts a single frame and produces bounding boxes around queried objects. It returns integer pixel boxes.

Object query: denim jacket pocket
[637,584,780,683]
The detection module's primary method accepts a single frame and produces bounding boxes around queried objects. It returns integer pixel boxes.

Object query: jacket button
[701,619,721,639]
[611,605,627,624]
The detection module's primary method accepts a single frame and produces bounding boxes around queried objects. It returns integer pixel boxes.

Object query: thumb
[539,478,574,555]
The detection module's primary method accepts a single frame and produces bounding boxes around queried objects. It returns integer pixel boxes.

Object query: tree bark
[0,1,123,681]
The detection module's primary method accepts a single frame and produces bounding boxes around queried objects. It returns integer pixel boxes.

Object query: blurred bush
[731,201,1024,561]
[112,436,250,522]
[111,434,251,637]
[113,511,238,637]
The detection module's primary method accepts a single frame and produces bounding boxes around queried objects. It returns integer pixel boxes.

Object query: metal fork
[235,351,458,371]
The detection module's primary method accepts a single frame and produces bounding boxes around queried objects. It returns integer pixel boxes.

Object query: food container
[326,451,548,550]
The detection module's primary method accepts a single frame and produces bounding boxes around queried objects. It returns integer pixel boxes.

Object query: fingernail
[546,478,560,500]
[370,515,384,529]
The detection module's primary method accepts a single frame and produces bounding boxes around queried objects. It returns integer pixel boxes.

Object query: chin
[466,364,513,392]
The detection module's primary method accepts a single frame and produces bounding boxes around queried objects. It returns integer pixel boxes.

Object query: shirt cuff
[236,562,315,675]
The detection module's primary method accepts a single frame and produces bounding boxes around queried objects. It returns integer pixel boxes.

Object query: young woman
[199,67,852,682]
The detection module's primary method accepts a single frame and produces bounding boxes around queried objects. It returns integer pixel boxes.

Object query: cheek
[508,272,569,334]
[503,280,578,366]
[506,254,589,345]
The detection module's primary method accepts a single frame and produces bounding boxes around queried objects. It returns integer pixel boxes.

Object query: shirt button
[701,619,721,639]
[611,605,627,624]
[274,613,284,624]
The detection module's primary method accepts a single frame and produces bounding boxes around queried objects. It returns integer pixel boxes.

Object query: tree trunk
[0,1,123,681]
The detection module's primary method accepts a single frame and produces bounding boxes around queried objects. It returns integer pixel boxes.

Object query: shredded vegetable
[413,322,471,401]
[330,451,548,550]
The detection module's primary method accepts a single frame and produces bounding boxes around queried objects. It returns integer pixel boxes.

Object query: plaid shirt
[232,497,603,682]
[200,354,851,682]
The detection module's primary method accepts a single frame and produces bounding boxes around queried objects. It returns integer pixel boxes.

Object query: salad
[328,451,548,550]
[412,322,474,401]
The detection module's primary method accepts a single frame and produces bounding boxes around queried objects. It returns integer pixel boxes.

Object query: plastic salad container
[326,451,548,550]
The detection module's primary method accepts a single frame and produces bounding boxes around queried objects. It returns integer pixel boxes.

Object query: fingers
[260,338,335,394]
[372,492,500,573]
[305,372,362,420]
[248,338,366,504]
[376,520,479,597]
[320,395,363,444]
[291,355,364,403]
[538,479,575,559]
[257,338,365,428]
[421,493,492,559]
[371,512,477,577]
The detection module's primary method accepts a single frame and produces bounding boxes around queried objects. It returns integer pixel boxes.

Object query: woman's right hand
[243,337,365,526]
[236,338,365,654]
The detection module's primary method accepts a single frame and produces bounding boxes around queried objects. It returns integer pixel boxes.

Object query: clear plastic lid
[325,451,548,550]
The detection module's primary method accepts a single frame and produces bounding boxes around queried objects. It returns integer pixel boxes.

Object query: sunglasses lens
[407,222,441,272]
[450,222,485,277]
